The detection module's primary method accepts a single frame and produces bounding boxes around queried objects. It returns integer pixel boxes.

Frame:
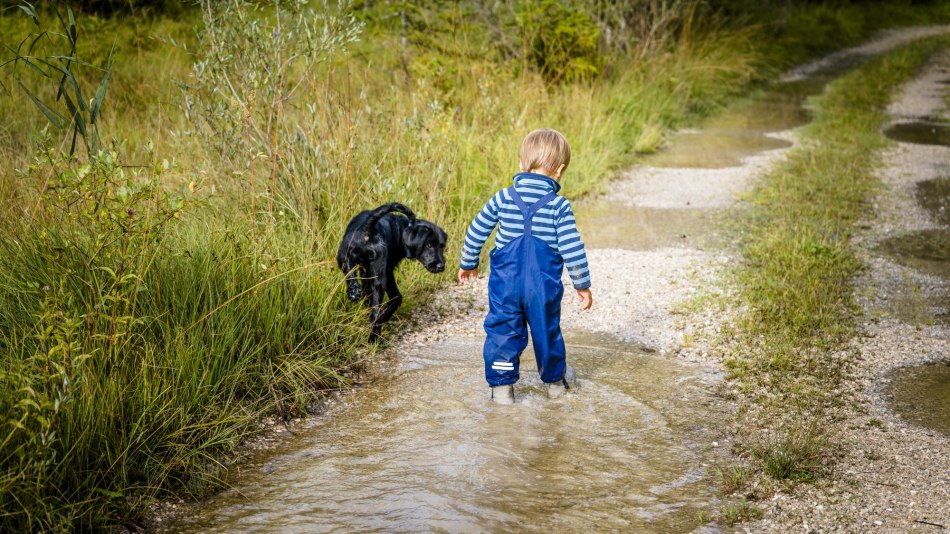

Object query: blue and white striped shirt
[460,173,591,290]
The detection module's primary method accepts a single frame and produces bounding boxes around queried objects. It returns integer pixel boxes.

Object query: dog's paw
[346,283,363,301]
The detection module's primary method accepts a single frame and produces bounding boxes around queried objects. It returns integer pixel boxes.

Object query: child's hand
[458,267,478,284]
[576,288,592,311]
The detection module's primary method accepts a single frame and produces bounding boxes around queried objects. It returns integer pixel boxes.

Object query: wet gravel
[746,47,950,534]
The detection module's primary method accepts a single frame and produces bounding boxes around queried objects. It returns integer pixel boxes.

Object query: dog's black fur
[337,203,448,341]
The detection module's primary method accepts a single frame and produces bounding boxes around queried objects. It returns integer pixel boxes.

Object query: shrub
[514,0,602,83]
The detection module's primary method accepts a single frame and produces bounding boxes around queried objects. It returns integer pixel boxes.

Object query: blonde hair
[519,128,571,173]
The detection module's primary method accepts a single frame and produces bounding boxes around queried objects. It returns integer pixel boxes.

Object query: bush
[514,0,602,83]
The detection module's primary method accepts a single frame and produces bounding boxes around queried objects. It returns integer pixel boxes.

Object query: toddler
[458,128,593,404]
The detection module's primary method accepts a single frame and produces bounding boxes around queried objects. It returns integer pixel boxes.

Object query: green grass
[722,32,950,521]
[0,1,948,531]
[719,500,764,526]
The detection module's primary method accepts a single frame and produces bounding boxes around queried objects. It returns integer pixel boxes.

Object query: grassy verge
[0,1,947,531]
[716,34,950,522]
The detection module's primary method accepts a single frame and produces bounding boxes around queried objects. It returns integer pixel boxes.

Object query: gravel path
[748,48,950,534]
[785,25,950,82]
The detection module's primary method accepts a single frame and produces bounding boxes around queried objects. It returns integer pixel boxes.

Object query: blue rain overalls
[483,187,568,388]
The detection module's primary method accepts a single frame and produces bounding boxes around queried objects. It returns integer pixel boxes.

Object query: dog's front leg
[374,270,403,325]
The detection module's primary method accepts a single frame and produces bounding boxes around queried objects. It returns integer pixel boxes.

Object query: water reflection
[886,361,950,436]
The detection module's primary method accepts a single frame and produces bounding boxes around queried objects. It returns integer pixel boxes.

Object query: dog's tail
[361,203,416,240]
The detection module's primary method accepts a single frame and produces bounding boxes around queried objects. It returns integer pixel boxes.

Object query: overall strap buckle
[507,187,557,236]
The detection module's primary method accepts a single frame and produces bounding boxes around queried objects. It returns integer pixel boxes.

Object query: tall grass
[0,0,947,530]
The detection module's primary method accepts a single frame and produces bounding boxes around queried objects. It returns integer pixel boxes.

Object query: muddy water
[638,85,807,170]
[878,229,950,279]
[172,42,883,534]
[171,334,728,532]
[883,121,950,146]
[917,177,950,225]
[577,203,716,250]
[886,361,950,436]
[575,83,816,250]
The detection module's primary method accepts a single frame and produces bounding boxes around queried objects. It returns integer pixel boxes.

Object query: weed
[7,4,114,158]
[719,500,764,526]
[748,420,826,481]
[717,463,753,495]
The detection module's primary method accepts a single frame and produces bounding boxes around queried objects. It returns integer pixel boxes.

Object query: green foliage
[0,293,91,531]
[0,145,185,529]
[7,3,115,157]
[514,0,602,83]
[182,0,363,216]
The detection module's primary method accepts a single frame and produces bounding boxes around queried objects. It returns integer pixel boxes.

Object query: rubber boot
[548,365,575,399]
[490,384,515,404]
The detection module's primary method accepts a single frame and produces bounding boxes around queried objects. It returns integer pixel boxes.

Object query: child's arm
[555,199,592,309]
[458,191,502,284]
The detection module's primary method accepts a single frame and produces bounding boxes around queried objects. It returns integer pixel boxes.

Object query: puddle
[642,131,792,169]
[886,361,950,436]
[916,177,950,226]
[883,284,950,327]
[169,333,729,533]
[576,201,717,250]
[878,229,950,279]
[641,86,807,169]
[883,121,950,146]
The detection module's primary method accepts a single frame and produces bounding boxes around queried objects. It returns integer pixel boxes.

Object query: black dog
[337,203,447,341]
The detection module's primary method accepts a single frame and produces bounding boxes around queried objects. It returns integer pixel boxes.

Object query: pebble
[747,38,950,532]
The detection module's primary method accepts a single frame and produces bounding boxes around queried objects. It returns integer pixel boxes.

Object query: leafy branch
[3,1,116,158]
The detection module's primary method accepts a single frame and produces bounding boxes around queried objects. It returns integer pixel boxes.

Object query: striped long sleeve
[555,200,591,289]
[458,174,591,290]
[460,191,502,270]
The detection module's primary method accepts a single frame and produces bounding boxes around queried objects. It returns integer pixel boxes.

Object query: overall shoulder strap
[508,187,557,236]
[507,187,529,215]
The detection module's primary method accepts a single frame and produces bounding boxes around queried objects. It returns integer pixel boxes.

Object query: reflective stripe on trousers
[483,187,567,387]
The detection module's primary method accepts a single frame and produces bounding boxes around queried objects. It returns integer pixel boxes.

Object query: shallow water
[577,202,717,250]
[886,361,950,436]
[883,121,950,146]
[640,85,806,170]
[916,177,950,226]
[878,229,950,279]
[171,333,729,533]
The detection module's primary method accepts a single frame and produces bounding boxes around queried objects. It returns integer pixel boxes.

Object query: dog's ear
[403,224,426,251]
